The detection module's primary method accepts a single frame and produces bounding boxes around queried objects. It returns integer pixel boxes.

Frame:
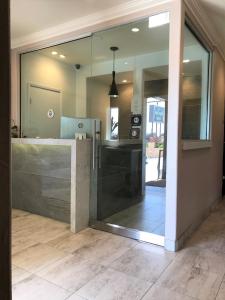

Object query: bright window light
[149,12,169,28]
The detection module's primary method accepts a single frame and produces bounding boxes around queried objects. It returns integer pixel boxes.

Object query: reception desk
[11,138,91,233]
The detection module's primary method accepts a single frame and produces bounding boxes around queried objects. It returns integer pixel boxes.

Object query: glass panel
[19,12,170,240]
[90,14,170,237]
[182,24,211,140]
[20,37,92,138]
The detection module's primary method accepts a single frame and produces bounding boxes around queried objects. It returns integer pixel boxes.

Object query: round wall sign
[47,109,55,119]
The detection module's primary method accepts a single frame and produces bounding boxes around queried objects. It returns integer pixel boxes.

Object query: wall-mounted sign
[47,109,55,119]
[149,105,165,123]
[131,114,142,126]
[130,127,140,139]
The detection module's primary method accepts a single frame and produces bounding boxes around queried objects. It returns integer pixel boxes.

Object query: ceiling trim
[184,0,225,61]
[11,0,170,49]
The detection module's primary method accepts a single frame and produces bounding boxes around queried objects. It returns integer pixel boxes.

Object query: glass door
[88,13,170,244]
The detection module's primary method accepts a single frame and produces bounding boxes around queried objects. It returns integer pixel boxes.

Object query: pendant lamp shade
[109,46,119,98]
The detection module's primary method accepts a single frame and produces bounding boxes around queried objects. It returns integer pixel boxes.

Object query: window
[110,107,119,140]
[182,23,211,141]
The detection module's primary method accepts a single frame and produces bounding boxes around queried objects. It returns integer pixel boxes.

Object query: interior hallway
[12,202,225,300]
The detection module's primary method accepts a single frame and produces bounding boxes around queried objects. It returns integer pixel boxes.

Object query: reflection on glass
[182,24,211,140]
[110,107,119,140]
[20,13,170,239]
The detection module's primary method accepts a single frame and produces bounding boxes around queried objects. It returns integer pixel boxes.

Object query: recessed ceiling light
[122,80,128,83]
[131,27,140,32]
[183,59,190,63]
[149,12,169,28]
[59,54,66,59]
[51,51,58,55]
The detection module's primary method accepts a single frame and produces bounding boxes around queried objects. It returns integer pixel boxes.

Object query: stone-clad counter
[11,138,91,233]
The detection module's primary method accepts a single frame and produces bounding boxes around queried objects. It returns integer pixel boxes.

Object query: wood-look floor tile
[66,294,86,300]
[47,228,110,253]
[71,234,137,266]
[37,254,105,292]
[176,247,225,276]
[12,209,30,219]
[76,268,152,300]
[12,266,31,285]
[216,280,225,300]
[142,283,196,300]
[159,260,223,300]
[111,247,172,282]
[12,243,67,273]
[12,275,71,300]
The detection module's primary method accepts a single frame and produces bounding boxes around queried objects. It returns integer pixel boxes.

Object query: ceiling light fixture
[122,80,127,83]
[51,51,58,55]
[149,12,169,28]
[131,27,140,32]
[183,59,190,63]
[124,62,128,65]
[108,46,119,99]
[59,54,66,59]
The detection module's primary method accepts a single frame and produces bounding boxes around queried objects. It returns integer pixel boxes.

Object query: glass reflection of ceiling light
[59,54,66,59]
[148,12,169,28]
[51,51,58,55]
[183,59,190,63]
[122,80,127,83]
[131,27,140,32]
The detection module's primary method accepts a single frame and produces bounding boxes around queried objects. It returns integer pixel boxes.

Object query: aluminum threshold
[90,221,165,247]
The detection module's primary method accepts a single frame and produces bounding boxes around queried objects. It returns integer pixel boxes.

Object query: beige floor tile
[12,233,38,255]
[66,294,86,300]
[12,209,30,218]
[47,228,110,253]
[71,234,137,266]
[111,247,172,282]
[12,266,31,285]
[76,268,152,300]
[159,260,223,300]
[37,254,105,292]
[12,243,67,273]
[142,283,196,300]
[176,247,225,276]
[12,275,71,300]
[216,280,225,300]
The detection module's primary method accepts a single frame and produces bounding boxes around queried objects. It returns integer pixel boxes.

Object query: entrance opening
[18,13,170,246]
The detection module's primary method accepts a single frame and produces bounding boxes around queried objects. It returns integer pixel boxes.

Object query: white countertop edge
[182,140,212,150]
[11,138,77,146]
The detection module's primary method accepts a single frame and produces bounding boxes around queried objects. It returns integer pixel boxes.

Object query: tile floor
[104,186,165,235]
[12,201,225,300]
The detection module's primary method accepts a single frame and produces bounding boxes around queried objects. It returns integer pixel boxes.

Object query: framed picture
[131,114,142,126]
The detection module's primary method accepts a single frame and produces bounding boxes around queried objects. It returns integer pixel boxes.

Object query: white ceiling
[10,0,225,59]
[10,0,133,40]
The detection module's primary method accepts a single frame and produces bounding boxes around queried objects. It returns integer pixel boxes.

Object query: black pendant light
[109,46,119,98]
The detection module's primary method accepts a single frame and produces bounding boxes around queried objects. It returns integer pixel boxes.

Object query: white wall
[20,52,76,135]
[176,50,225,246]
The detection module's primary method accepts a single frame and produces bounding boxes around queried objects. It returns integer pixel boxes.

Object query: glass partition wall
[20,13,170,245]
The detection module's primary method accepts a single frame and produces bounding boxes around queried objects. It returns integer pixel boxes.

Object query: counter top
[12,138,82,146]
